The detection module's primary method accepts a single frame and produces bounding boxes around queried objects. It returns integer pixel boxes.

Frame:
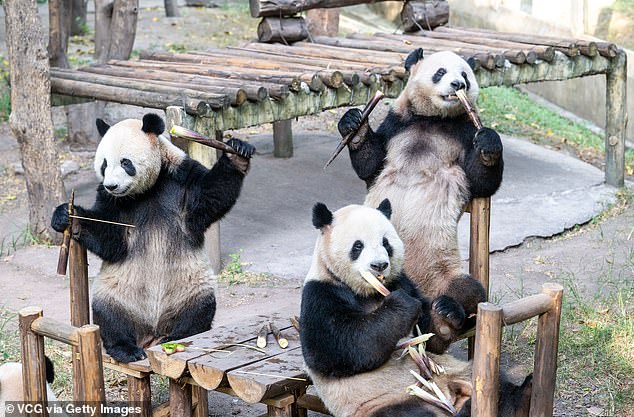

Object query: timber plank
[226,349,308,404]
[188,322,299,390]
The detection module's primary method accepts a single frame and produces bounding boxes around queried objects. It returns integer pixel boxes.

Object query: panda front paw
[107,344,146,364]
[338,108,363,138]
[51,203,70,233]
[474,127,503,167]
[386,289,423,317]
[227,138,256,159]
[432,295,466,330]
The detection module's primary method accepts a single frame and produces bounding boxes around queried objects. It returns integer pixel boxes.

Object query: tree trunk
[164,0,180,16]
[71,0,88,35]
[4,0,67,243]
[108,0,139,60]
[94,0,113,63]
[306,8,339,36]
[48,0,72,68]
[401,0,449,32]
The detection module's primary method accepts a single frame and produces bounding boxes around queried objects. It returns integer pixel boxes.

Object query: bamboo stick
[51,78,223,114]
[19,307,49,417]
[471,303,503,417]
[56,190,74,275]
[256,323,268,349]
[269,322,289,349]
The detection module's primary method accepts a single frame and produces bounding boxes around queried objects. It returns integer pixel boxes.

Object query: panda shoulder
[302,279,358,307]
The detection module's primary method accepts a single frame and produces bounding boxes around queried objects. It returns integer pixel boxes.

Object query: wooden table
[146,314,309,417]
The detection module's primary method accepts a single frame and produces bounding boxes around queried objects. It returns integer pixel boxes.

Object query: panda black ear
[141,113,165,135]
[312,203,333,230]
[404,48,424,72]
[377,199,392,220]
[96,118,110,137]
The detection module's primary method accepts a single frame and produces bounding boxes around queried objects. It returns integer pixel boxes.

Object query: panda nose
[104,184,118,191]
[451,80,466,91]
[371,262,389,273]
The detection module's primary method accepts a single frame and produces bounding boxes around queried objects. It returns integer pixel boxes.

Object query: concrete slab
[221,131,617,279]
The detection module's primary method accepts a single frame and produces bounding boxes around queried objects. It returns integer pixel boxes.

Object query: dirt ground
[0,2,632,417]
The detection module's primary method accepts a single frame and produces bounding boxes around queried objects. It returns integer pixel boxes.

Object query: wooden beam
[273,119,293,158]
[31,317,79,346]
[250,0,393,17]
[170,380,193,417]
[128,376,152,417]
[78,325,106,407]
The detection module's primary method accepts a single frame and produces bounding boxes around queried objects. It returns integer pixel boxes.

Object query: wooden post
[77,325,106,409]
[530,283,564,417]
[166,106,222,273]
[192,385,208,417]
[471,302,503,417]
[468,197,491,359]
[18,307,49,417]
[273,119,293,158]
[69,218,89,402]
[605,50,627,187]
[169,380,193,417]
[128,376,152,417]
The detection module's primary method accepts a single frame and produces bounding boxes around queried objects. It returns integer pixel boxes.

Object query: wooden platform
[145,315,307,416]
[50,27,627,187]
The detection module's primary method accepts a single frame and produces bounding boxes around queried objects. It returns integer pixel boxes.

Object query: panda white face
[312,202,405,297]
[94,119,162,198]
[405,51,479,118]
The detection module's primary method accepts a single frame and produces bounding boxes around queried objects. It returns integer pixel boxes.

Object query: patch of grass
[165,42,187,54]
[218,250,269,285]
[501,270,634,416]
[479,86,634,176]
[0,224,43,257]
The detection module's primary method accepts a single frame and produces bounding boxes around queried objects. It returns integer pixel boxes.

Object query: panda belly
[92,225,215,335]
[365,129,469,293]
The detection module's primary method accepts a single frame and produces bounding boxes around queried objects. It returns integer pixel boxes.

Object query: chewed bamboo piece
[455,89,483,129]
[256,323,268,349]
[408,371,457,415]
[359,270,390,296]
[56,189,75,275]
[170,125,243,156]
[269,322,289,349]
[324,90,385,169]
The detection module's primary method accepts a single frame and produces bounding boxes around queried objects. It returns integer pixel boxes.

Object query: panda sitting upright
[51,113,254,363]
[300,201,532,417]
[338,49,503,353]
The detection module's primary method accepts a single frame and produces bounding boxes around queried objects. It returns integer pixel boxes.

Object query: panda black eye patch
[100,159,107,177]
[120,158,136,176]
[382,237,393,257]
[461,71,471,90]
[350,240,364,261]
[432,68,447,84]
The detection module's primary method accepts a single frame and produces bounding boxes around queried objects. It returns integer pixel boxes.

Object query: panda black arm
[51,187,128,262]
[387,272,432,335]
[300,280,422,377]
[462,127,504,198]
[180,154,246,235]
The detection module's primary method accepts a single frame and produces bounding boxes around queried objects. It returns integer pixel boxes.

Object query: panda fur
[338,49,503,353]
[51,113,255,363]
[0,357,58,417]
[300,201,532,417]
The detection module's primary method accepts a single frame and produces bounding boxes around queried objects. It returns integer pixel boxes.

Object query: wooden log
[595,41,618,58]
[170,380,193,417]
[605,50,626,187]
[401,0,449,32]
[471,302,503,417]
[51,69,247,106]
[19,307,49,417]
[94,0,114,63]
[50,78,224,113]
[107,59,307,92]
[258,17,309,43]
[69,222,89,403]
[250,0,393,17]
[109,0,139,60]
[434,26,580,57]
[192,385,208,417]
[530,283,563,417]
[31,317,79,346]
[468,197,490,296]
[128,376,152,417]
[78,325,106,406]
[306,8,339,36]
[502,293,553,325]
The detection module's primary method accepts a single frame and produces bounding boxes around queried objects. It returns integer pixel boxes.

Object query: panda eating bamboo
[51,113,254,363]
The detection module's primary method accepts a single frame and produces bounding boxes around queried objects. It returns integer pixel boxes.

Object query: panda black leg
[92,298,145,363]
[166,292,216,341]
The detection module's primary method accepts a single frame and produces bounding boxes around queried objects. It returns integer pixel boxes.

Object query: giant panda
[0,357,58,417]
[338,49,503,353]
[300,201,531,417]
[51,113,255,363]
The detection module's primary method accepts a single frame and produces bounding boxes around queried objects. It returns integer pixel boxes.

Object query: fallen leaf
[587,406,603,416]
